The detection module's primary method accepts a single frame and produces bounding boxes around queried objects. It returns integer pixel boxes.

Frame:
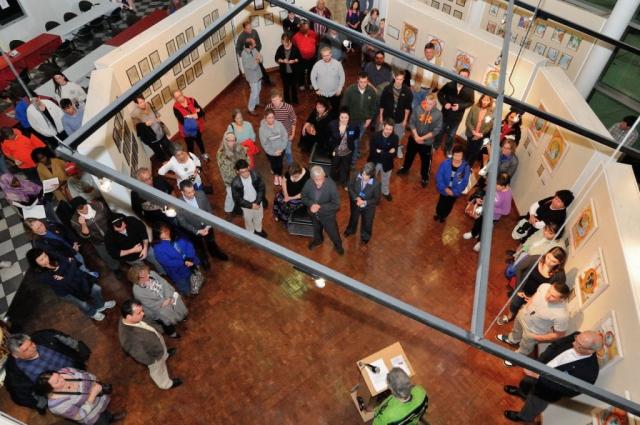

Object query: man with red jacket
[292,19,317,92]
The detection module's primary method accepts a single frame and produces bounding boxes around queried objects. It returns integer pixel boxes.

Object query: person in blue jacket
[151,222,201,295]
[434,145,470,223]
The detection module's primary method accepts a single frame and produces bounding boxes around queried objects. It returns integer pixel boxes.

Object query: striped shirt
[267,102,297,138]
[47,367,111,425]
[608,122,638,149]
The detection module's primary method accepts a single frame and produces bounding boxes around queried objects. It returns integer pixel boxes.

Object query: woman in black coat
[300,98,333,154]
[328,109,360,188]
[274,33,302,105]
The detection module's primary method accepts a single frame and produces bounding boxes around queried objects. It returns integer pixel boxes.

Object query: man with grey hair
[301,166,343,254]
[503,330,603,423]
[4,330,91,412]
[373,367,428,425]
[345,162,381,244]
[310,47,345,114]
[130,167,174,225]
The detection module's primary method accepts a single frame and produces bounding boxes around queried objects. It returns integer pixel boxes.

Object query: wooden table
[46,3,121,42]
[105,9,168,47]
[0,34,62,91]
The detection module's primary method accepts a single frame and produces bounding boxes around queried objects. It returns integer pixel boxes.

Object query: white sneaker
[91,312,105,321]
[463,232,473,240]
[98,300,116,312]
[201,153,210,162]
[0,261,12,268]
[473,242,481,252]
[397,145,404,159]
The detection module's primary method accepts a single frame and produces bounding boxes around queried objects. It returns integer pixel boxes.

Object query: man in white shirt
[503,331,602,422]
[497,282,570,364]
[230,159,267,237]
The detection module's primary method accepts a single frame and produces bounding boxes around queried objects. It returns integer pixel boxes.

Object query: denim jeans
[61,283,105,317]
[248,80,262,112]
[374,163,392,196]
[435,121,460,153]
[285,139,293,165]
[352,122,367,164]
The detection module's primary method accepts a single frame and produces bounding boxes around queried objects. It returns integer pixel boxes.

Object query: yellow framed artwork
[542,127,567,172]
[570,199,598,251]
[401,23,418,54]
[427,34,445,57]
[574,247,609,309]
[454,49,475,72]
[529,102,549,142]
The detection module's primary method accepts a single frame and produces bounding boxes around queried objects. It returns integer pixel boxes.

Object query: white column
[575,0,640,97]
[466,0,488,28]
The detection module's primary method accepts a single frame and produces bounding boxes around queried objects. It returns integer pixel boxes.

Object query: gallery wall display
[570,199,598,251]
[454,49,475,72]
[418,0,468,21]
[529,102,549,143]
[593,310,623,371]
[542,127,568,173]
[574,247,609,309]
[161,86,173,104]
[401,22,418,54]
[483,66,500,90]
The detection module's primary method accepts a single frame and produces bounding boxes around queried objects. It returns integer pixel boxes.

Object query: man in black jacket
[368,119,399,201]
[4,330,91,413]
[503,331,602,422]
[435,68,475,156]
[231,159,267,238]
[130,167,174,226]
[344,162,381,244]
[105,213,165,273]
[379,70,413,141]
[301,165,343,255]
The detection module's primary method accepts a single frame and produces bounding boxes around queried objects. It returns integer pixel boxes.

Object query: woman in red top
[172,90,209,161]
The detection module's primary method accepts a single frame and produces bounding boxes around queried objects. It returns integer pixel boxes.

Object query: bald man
[503,331,603,423]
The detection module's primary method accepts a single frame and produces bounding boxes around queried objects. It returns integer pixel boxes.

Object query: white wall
[0,0,79,50]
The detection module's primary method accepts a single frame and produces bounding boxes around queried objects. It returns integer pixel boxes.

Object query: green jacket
[373,385,428,425]
[340,83,377,124]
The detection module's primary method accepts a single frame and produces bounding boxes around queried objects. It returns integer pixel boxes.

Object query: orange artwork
[542,127,567,171]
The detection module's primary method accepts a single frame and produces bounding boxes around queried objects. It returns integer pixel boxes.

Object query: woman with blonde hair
[217,131,249,215]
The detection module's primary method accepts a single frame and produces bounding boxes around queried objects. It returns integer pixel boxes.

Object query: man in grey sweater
[310,47,345,114]
[241,39,263,116]
[235,20,271,85]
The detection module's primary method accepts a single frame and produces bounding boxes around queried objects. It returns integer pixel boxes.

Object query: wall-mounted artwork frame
[593,310,623,371]
[489,3,499,16]
[204,36,213,52]
[591,392,639,425]
[250,15,260,28]
[194,61,203,77]
[558,53,572,70]
[546,47,559,63]
[185,26,195,42]
[218,43,226,58]
[112,126,122,153]
[567,35,581,51]
[401,22,419,54]
[211,48,219,64]
[279,10,289,23]
[486,21,497,34]
[534,23,546,38]
[161,86,172,104]
[126,65,140,87]
[533,42,546,56]
[454,49,475,72]
[254,0,264,11]
[212,9,219,20]
[149,50,161,69]
[551,27,566,43]
[386,25,400,40]
[529,102,548,142]
[455,0,466,6]
[542,126,568,173]
[138,58,151,77]
[264,13,274,26]
[176,74,186,90]
[453,10,463,19]
[114,111,123,131]
[570,198,598,252]
[431,0,440,9]
[142,87,152,99]
[218,25,226,39]
[166,40,182,76]
[483,66,500,91]
[203,14,212,28]
[574,247,609,309]
[150,94,163,113]
[442,4,451,14]
[185,67,195,85]
[152,79,162,91]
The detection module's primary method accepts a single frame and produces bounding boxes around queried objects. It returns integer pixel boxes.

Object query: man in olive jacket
[340,71,377,163]
[301,166,343,255]
[118,299,182,390]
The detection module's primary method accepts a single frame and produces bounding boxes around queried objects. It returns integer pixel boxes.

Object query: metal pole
[54,145,640,417]
[470,0,516,338]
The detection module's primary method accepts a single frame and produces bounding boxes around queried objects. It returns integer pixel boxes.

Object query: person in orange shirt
[0,127,45,183]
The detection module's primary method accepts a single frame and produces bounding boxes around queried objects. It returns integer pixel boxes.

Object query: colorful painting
[575,248,608,308]
[534,23,546,38]
[454,49,475,72]
[387,25,400,40]
[547,48,559,63]
[427,34,445,57]
[533,42,546,56]
[543,127,568,172]
[402,23,419,54]
[483,66,500,90]
[567,35,582,51]
[558,53,573,70]
[594,310,623,371]
[591,391,639,424]
[517,15,530,30]
[530,102,549,141]
[486,21,497,34]
[570,199,598,251]
[551,28,566,43]
[489,3,499,16]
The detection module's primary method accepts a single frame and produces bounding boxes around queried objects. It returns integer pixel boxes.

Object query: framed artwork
[250,15,260,28]
[210,30,219,44]
[592,392,639,425]
[114,111,123,131]
[176,74,186,90]
[536,162,545,177]
[431,0,440,9]
[138,58,151,77]
[594,310,623,371]
[546,47,559,63]
[152,79,162,91]
[423,35,444,59]
[212,9,219,20]
[166,40,182,76]
[455,0,465,6]
[489,3,499,16]
[264,13,274,26]
[254,0,264,10]
[211,48,219,64]
[190,46,199,62]
[575,247,608,308]
[279,10,289,23]
[126,65,140,86]
[150,94,163,113]
[533,42,546,56]
[161,86,172,104]
[204,36,213,52]
[123,123,132,163]
[570,199,598,251]
[218,43,226,58]
[402,23,419,54]
[517,15,530,30]
[442,4,451,14]
[387,25,400,40]
[149,50,161,69]
[131,135,139,170]
[567,35,581,51]
[558,53,572,70]
[176,33,186,49]
[486,21,497,34]
[483,66,500,91]
[181,53,191,69]
[203,14,212,28]
[551,28,566,43]
[142,87,152,98]
[185,26,195,42]
[530,102,549,141]
[194,61,203,77]
[185,67,195,84]
[112,126,122,152]
[454,49,475,72]
[542,127,568,172]
[520,38,532,49]
[534,23,546,38]
[218,25,226,39]
[453,10,463,19]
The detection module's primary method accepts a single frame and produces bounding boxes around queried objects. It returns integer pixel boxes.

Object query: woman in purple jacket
[463,172,513,252]
[151,223,201,295]
[434,145,471,222]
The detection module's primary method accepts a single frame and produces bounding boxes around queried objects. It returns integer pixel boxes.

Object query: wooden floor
[1,56,535,424]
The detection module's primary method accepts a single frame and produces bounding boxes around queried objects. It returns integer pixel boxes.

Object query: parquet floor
[0,55,535,424]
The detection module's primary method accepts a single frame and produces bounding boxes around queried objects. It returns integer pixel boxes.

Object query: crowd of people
[0,2,613,423]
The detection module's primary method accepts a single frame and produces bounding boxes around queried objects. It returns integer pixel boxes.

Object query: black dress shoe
[170,378,183,389]
[504,410,524,422]
[384,193,392,201]
[421,179,428,188]
[335,246,345,255]
[308,240,322,250]
[212,250,229,261]
[254,230,268,239]
[167,347,177,357]
[503,385,526,400]
[111,411,127,422]
[361,239,369,245]
[343,230,354,237]
[396,167,408,175]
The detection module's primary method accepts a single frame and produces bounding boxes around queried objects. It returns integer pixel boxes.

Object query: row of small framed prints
[428,0,465,19]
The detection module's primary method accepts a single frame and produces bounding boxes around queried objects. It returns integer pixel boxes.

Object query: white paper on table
[42,178,60,194]
[365,358,389,393]
[390,354,411,376]
[21,204,47,219]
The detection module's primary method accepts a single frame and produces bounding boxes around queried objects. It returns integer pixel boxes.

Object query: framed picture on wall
[427,35,445,57]
[161,86,172,104]
[138,58,151,77]
[517,15,530,30]
[442,4,451,14]
[150,95,163,113]
[486,21,497,34]
[546,47,559,63]
[431,0,440,9]
[185,67,195,85]
[254,0,264,11]
[542,126,568,172]
[204,36,213,52]
[126,65,140,87]
[489,3,499,16]
[218,25,226,39]
[530,102,549,142]
[264,13,274,26]
[401,23,419,53]
[593,310,623,371]
[185,26,195,42]
[212,9,219,20]
[166,40,182,76]
[176,33,186,49]
[575,247,609,308]
[181,53,191,69]
[454,49,474,72]
[533,42,546,56]
[149,50,161,69]
[386,25,400,40]
[114,111,123,131]
[455,0,465,6]
[176,74,186,90]
[218,43,226,58]
[453,10,463,19]
[570,199,598,251]
[152,79,162,91]
[279,10,288,23]
[194,61,203,77]
[482,66,500,91]
[190,46,199,62]
[203,14,212,28]
[591,393,639,425]
[534,23,546,38]
[210,30,219,44]
[211,48,219,64]
[558,53,572,69]
[567,35,582,51]
[551,27,566,43]
[142,87,152,98]
[250,15,260,28]
[112,126,122,152]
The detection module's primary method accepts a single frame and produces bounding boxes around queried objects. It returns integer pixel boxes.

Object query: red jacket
[1,129,46,169]
[292,30,318,60]
[172,97,205,138]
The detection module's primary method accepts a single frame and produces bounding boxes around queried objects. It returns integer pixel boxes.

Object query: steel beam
[54,145,640,417]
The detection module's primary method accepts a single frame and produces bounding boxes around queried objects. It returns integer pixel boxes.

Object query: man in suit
[503,331,603,422]
[301,165,343,255]
[118,299,182,390]
[230,159,268,238]
[435,67,475,156]
[176,180,229,269]
[344,162,381,244]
